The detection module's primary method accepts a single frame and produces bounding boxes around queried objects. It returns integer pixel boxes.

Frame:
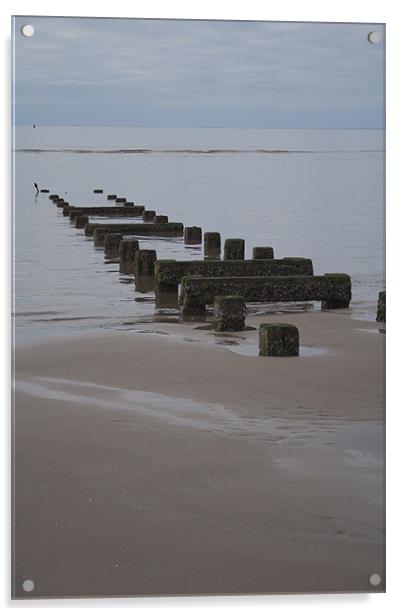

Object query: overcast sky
[13,17,385,128]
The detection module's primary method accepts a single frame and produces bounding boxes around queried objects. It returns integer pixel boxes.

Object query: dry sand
[12,306,385,598]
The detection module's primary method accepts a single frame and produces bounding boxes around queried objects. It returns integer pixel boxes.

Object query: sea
[13,126,385,344]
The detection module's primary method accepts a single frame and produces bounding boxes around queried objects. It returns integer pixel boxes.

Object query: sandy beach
[12,306,385,598]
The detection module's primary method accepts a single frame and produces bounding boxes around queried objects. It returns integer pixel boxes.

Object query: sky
[13,17,385,128]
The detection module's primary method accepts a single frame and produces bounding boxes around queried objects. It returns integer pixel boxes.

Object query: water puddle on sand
[350,308,377,323]
[355,328,385,335]
[16,376,276,436]
[15,376,383,468]
[220,342,326,358]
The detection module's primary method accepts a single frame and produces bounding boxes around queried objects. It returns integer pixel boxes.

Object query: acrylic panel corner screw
[22,579,35,592]
[368,573,381,587]
[21,24,35,37]
[367,31,381,44]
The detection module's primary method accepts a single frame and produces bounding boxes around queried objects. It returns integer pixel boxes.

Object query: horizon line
[13,124,384,130]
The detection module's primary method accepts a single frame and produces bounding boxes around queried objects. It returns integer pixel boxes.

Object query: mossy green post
[143,210,156,222]
[184,226,202,245]
[321,273,352,309]
[119,239,140,274]
[75,215,89,229]
[376,291,386,322]
[119,238,140,261]
[134,249,157,276]
[204,232,221,254]
[224,238,245,260]
[104,233,123,259]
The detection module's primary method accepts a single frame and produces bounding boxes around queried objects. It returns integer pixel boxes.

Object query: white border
[2,1,401,614]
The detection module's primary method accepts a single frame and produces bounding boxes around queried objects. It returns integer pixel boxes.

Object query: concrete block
[104,233,123,259]
[180,273,351,317]
[204,232,221,253]
[213,296,246,332]
[119,239,140,273]
[154,215,169,223]
[143,210,156,222]
[224,238,245,260]
[259,323,299,357]
[75,215,89,229]
[134,249,157,276]
[376,291,386,322]
[184,226,202,245]
[252,247,274,260]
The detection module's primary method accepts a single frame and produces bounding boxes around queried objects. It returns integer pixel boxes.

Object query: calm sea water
[13,126,385,343]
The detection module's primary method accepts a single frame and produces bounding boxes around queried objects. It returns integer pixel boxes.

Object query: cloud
[13,17,385,127]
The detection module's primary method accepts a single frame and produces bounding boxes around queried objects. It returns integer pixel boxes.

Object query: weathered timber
[253,247,274,260]
[224,238,245,260]
[89,222,183,245]
[259,323,300,357]
[154,257,314,293]
[104,233,123,259]
[376,291,386,322]
[213,296,246,332]
[184,226,202,245]
[134,249,157,276]
[179,273,351,317]
[119,239,140,274]
[69,205,144,220]
[143,210,156,222]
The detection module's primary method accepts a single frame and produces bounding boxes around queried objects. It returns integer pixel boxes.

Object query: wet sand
[12,307,385,598]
